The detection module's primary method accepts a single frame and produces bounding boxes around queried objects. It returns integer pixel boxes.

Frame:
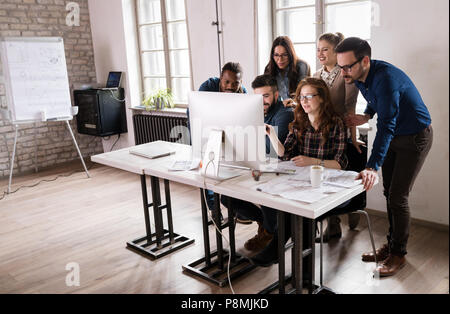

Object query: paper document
[322,169,362,188]
[256,176,345,203]
[168,159,201,171]
[255,166,362,204]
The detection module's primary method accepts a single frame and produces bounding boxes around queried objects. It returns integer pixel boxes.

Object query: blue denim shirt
[355,60,432,170]
[264,100,294,156]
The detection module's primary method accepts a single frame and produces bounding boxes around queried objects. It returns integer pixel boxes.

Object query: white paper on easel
[1,37,72,122]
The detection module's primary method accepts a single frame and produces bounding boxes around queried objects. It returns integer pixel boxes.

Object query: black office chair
[316,143,378,291]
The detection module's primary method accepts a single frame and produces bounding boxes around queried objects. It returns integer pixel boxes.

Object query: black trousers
[382,125,433,256]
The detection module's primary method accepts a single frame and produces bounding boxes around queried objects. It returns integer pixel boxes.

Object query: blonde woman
[314,32,363,240]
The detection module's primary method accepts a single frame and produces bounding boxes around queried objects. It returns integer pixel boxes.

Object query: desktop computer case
[74,88,127,137]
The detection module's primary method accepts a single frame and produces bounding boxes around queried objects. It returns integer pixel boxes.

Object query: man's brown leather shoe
[375,254,406,277]
[244,222,273,251]
[362,243,390,262]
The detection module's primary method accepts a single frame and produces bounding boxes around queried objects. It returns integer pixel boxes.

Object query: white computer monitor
[188,91,267,178]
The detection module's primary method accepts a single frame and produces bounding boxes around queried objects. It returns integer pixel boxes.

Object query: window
[136,0,192,106]
[272,0,372,111]
[274,0,317,72]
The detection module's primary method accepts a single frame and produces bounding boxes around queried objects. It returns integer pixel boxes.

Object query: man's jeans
[220,196,277,234]
[382,125,433,256]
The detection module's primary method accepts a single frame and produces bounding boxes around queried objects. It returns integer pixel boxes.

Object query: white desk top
[92,141,367,220]
[91,141,192,175]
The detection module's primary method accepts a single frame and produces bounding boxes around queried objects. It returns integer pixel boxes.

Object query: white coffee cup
[310,165,325,188]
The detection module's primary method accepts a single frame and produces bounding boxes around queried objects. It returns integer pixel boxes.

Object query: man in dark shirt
[221,75,294,252]
[199,63,247,94]
[253,75,294,156]
[335,38,433,277]
[187,62,247,132]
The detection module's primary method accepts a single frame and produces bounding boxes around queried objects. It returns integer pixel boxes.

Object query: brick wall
[0,0,103,178]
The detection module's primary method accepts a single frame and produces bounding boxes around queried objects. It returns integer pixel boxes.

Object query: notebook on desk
[129,145,176,159]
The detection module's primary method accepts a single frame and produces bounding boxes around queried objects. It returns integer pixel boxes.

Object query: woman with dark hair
[314,32,363,239]
[252,77,348,266]
[264,36,311,106]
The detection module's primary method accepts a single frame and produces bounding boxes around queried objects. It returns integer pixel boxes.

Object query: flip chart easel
[0,37,90,193]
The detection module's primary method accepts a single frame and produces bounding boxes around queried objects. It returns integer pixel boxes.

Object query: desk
[92,141,367,294]
[91,141,195,259]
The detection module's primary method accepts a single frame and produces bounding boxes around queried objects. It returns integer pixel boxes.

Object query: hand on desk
[291,155,316,167]
[357,168,378,191]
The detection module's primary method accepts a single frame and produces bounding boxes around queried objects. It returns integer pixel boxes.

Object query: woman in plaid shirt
[266,77,348,170]
[252,77,349,267]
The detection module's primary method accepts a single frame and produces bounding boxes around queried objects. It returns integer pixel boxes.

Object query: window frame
[135,0,193,108]
[272,0,371,70]
[271,0,372,112]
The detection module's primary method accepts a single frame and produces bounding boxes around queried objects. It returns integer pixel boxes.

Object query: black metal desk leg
[293,215,303,294]
[200,189,211,266]
[226,197,236,263]
[278,211,286,294]
[164,179,175,243]
[290,215,296,290]
[150,176,164,249]
[140,174,152,243]
[306,218,315,293]
[126,175,194,260]
[182,190,256,287]
[214,193,224,270]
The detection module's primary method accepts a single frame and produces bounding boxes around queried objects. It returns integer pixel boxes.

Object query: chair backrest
[319,142,368,219]
[346,143,367,172]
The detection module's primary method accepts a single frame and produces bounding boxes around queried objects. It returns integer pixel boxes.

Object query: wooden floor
[0,161,448,294]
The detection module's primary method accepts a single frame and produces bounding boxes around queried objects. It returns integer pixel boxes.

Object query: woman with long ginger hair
[252,77,349,267]
[267,77,348,170]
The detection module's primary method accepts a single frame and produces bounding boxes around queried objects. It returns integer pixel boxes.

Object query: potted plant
[142,88,175,110]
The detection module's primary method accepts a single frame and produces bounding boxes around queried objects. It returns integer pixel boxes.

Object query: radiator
[133,113,188,145]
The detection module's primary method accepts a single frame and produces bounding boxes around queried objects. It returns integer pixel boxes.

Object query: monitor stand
[201,129,241,181]
[203,166,241,181]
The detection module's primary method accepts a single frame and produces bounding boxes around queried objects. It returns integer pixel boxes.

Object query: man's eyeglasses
[299,94,318,102]
[273,53,289,59]
[338,57,363,72]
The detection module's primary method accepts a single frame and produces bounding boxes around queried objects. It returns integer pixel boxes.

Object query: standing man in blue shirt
[335,38,433,277]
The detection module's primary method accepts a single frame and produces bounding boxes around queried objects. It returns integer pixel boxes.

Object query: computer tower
[74,88,127,137]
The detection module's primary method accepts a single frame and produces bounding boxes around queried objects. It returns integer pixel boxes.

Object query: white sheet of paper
[255,166,359,204]
[168,159,201,171]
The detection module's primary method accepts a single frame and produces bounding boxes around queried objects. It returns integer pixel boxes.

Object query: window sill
[130,106,187,117]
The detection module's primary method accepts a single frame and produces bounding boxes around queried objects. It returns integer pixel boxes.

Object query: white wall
[88,0,135,150]
[186,0,258,92]
[367,0,449,225]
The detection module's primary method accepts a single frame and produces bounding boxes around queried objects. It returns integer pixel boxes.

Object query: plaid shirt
[282,119,348,169]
